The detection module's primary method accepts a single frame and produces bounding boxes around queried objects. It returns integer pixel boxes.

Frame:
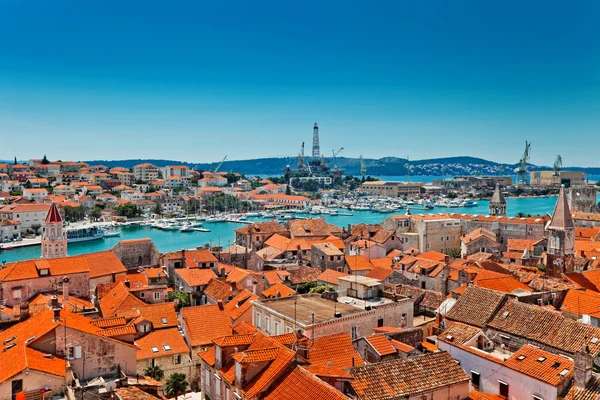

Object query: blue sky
[1,0,599,166]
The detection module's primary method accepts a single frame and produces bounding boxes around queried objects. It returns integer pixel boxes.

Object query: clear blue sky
[1,0,599,166]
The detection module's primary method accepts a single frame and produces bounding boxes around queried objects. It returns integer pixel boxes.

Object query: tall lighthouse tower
[311,123,320,163]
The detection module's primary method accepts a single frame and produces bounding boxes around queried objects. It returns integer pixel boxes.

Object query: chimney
[217,300,224,311]
[252,281,258,295]
[51,295,62,322]
[574,348,593,390]
[62,282,69,302]
[181,249,186,267]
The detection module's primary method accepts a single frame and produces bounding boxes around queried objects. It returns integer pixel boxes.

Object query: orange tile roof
[0,308,134,382]
[418,251,447,262]
[99,323,137,338]
[263,270,284,285]
[212,334,256,348]
[135,302,179,329]
[308,333,365,368]
[470,269,532,293]
[348,352,469,399]
[365,266,394,281]
[233,347,280,363]
[317,269,349,285]
[507,238,536,252]
[91,316,128,328]
[224,289,259,321]
[181,304,232,347]
[241,340,296,398]
[232,321,258,335]
[99,282,146,317]
[136,327,190,360]
[504,344,573,386]
[175,268,217,287]
[204,278,234,302]
[561,289,600,318]
[390,339,414,353]
[264,366,351,400]
[198,347,216,367]
[469,391,505,400]
[345,255,374,272]
[261,283,296,298]
[365,334,397,356]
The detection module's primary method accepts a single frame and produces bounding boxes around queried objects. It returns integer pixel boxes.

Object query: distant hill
[81,156,600,177]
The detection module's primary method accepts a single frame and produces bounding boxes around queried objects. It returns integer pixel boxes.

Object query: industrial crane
[515,141,531,185]
[298,142,305,170]
[213,155,228,174]
[553,155,562,186]
[331,147,344,168]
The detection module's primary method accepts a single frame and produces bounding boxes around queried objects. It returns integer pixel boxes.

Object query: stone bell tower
[41,202,67,259]
[489,184,506,216]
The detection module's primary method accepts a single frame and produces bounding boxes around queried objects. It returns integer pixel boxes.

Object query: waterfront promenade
[0,195,567,263]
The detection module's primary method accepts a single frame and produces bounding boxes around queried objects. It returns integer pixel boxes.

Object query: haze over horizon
[1,0,599,165]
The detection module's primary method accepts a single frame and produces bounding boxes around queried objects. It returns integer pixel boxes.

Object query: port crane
[298,142,305,170]
[553,155,562,186]
[331,147,344,167]
[213,155,228,174]
[515,141,531,185]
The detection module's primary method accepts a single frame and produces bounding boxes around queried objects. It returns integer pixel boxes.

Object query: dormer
[233,347,279,388]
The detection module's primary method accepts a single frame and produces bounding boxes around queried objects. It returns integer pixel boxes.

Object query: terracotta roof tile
[365,334,397,356]
[504,344,573,386]
[348,352,469,399]
[136,327,190,360]
[445,285,508,328]
[204,278,234,302]
[264,366,351,400]
[317,269,349,286]
[308,333,365,368]
[488,299,600,356]
[262,283,296,298]
[181,304,232,347]
[224,289,259,321]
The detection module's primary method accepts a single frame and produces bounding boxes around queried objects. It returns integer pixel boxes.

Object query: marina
[0,195,569,263]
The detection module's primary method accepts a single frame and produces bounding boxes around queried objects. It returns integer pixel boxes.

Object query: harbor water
[0,195,575,263]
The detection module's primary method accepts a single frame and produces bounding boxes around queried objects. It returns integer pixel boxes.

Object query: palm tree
[516,212,527,218]
[144,365,164,381]
[165,373,189,398]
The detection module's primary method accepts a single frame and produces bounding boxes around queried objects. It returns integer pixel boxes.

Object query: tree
[89,206,102,222]
[154,202,163,217]
[63,205,86,222]
[13,157,17,165]
[446,248,462,259]
[144,365,164,381]
[168,291,190,309]
[41,155,50,165]
[165,373,189,398]
[285,185,291,195]
[116,203,140,218]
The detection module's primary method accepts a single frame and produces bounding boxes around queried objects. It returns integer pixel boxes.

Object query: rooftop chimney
[217,300,224,311]
[575,347,593,390]
[51,295,62,322]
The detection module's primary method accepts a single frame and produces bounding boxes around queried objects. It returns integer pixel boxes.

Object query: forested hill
[80,156,600,177]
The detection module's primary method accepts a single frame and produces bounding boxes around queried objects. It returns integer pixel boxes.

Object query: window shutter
[74,345,82,359]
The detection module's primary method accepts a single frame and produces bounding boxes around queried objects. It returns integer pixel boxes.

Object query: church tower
[489,184,506,216]
[547,185,575,257]
[42,202,67,259]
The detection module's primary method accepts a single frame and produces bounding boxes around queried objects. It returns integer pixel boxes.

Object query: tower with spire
[547,185,575,257]
[545,185,575,277]
[42,202,67,259]
[489,184,506,216]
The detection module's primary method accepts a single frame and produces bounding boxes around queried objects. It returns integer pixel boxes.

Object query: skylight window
[537,357,546,363]
[163,344,171,351]
[502,311,510,318]
[517,355,526,361]
[151,346,159,353]
[560,369,570,376]
[161,317,168,325]
[591,337,598,344]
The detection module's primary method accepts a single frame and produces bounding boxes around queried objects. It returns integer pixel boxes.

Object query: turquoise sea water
[0,195,578,263]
